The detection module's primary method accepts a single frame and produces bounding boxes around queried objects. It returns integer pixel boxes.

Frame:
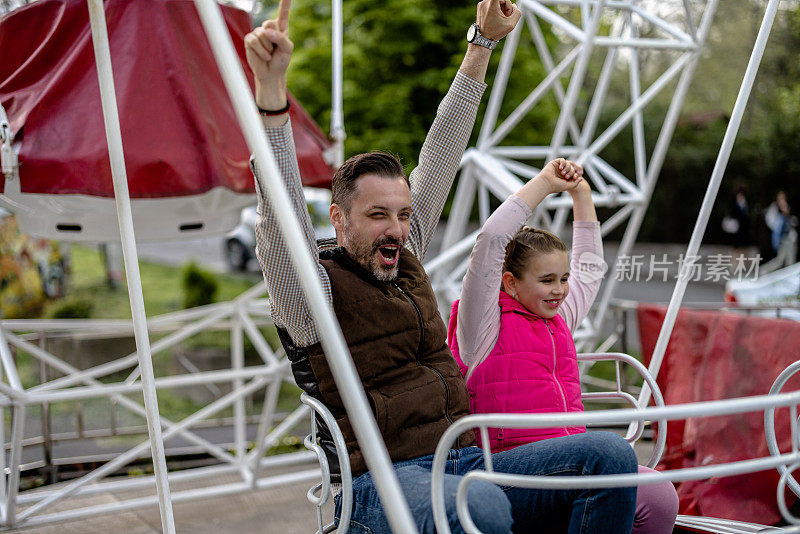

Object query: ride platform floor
[6,437,654,533]
[7,463,332,533]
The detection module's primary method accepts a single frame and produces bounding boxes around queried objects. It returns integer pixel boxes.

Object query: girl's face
[504,250,570,319]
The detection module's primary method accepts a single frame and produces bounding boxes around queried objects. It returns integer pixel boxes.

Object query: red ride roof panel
[0,0,333,197]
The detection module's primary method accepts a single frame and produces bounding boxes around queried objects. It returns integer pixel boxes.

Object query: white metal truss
[0,283,325,529]
[428,0,720,342]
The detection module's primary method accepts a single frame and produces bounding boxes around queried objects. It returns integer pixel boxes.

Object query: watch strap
[467,23,497,50]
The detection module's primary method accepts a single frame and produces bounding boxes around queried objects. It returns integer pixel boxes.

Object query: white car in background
[224,188,335,271]
[724,261,800,320]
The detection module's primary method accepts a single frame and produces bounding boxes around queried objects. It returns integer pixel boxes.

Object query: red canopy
[0,0,333,199]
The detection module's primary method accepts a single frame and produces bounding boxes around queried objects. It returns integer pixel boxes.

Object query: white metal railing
[576,352,666,467]
[0,284,323,529]
[431,387,800,533]
[301,393,353,534]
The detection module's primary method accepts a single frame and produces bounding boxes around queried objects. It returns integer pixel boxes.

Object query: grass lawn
[12,245,306,456]
[44,244,259,319]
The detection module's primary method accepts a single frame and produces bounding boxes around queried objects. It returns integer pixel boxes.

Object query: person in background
[722,182,751,270]
[762,190,797,273]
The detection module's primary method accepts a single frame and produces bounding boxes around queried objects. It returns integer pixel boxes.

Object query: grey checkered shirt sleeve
[252,119,332,348]
[406,71,487,261]
[253,71,486,347]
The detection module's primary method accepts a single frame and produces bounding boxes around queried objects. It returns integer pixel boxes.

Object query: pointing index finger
[277,0,291,32]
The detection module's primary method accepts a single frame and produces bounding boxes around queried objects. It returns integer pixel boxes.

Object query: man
[246,1,638,531]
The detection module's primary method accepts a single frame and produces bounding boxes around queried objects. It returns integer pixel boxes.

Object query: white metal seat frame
[300,392,353,534]
[299,351,663,532]
[431,384,800,533]
[765,360,800,522]
[576,352,667,467]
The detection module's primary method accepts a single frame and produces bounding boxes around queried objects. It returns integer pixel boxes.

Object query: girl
[447,159,678,533]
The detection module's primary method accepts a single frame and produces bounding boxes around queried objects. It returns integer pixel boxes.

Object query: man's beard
[341,225,402,282]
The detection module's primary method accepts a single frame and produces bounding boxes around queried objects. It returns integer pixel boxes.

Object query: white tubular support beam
[458,452,799,490]
[231,315,246,465]
[18,374,271,523]
[16,452,315,505]
[0,327,23,394]
[477,11,523,148]
[85,1,174,531]
[682,0,698,40]
[20,363,283,405]
[526,11,581,143]
[627,11,647,188]
[331,0,345,166]
[237,308,281,365]
[248,380,296,478]
[485,45,581,148]
[627,3,694,45]
[4,405,26,527]
[546,0,605,161]
[577,52,691,166]
[192,2,417,532]
[29,306,230,392]
[521,0,584,42]
[3,332,238,467]
[635,0,781,415]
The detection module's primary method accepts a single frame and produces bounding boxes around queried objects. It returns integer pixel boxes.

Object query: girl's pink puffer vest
[447,291,585,452]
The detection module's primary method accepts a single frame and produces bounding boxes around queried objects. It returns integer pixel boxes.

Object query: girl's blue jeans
[335,431,637,533]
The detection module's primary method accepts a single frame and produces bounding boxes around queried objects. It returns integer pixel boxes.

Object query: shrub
[48,297,93,319]
[182,262,218,309]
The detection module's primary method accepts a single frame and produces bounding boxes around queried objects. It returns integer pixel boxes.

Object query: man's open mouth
[377,244,400,266]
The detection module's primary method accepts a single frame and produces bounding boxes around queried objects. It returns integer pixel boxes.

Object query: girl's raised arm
[454,159,583,372]
[558,179,605,331]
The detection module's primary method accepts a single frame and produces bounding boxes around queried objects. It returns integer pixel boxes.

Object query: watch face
[467,24,476,42]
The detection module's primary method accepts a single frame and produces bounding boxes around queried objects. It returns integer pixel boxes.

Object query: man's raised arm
[246,2,331,347]
[406,0,521,261]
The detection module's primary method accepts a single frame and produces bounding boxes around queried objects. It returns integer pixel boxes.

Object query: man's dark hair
[331,151,407,212]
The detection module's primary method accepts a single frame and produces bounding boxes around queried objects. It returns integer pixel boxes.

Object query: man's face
[330,174,412,282]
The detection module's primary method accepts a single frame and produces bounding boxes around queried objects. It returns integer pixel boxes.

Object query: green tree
[258,0,557,171]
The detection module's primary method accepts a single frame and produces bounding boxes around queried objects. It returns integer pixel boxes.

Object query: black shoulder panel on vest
[275,326,321,399]
[274,325,341,481]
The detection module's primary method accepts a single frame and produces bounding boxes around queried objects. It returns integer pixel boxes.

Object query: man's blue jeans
[335,431,638,533]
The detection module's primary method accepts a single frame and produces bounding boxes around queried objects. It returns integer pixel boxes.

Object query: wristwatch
[466,23,498,50]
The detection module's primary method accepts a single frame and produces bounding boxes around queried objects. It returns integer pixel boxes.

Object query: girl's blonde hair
[502,226,568,280]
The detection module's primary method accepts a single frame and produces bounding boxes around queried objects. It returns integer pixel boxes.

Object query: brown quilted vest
[303,246,474,476]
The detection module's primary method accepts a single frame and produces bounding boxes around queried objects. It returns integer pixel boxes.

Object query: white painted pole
[85,2,175,532]
[477,14,523,148]
[3,405,25,527]
[331,0,345,166]
[634,0,781,413]
[627,11,647,188]
[231,314,246,467]
[546,0,605,161]
[192,2,417,531]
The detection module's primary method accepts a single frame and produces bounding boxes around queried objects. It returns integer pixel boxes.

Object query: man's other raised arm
[247,3,331,347]
[406,0,521,261]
